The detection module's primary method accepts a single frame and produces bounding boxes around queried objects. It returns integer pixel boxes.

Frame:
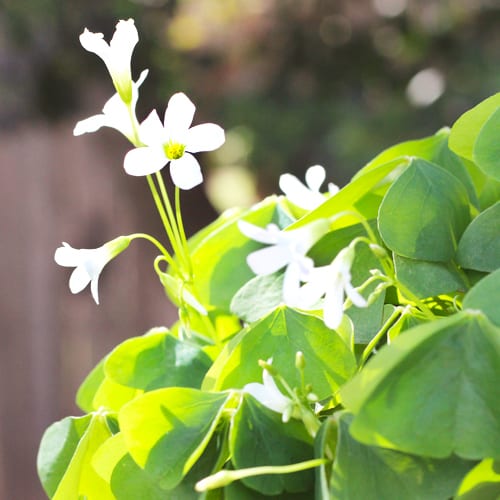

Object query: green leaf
[119,388,231,490]
[190,195,287,311]
[341,312,500,460]
[231,272,285,323]
[330,413,474,500]
[463,268,500,327]
[225,480,312,499]
[356,128,478,207]
[37,412,114,499]
[394,254,468,299]
[457,201,500,272]
[378,158,470,261]
[229,394,314,495]
[93,431,224,499]
[289,158,408,230]
[449,93,500,161]
[105,329,212,391]
[203,307,357,400]
[76,358,106,413]
[456,458,500,500]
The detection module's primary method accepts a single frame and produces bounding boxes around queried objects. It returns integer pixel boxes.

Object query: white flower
[123,92,225,189]
[79,19,138,103]
[54,236,130,304]
[279,165,339,210]
[243,359,298,422]
[238,219,328,305]
[296,246,367,329]
[73,70,148,142]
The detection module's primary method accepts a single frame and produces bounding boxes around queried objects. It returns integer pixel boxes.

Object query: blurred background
[1,0,499,496]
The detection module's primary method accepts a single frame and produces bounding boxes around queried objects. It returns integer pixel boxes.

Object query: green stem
[146,175,184,262]
[360,306,403,366]
[154,171,192,278]
[195,458,328,492]
[175,186,193,276]
[128,233,176,268]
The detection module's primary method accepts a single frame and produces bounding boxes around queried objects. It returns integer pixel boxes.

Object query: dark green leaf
[457,201,500,272]
[341,312,500,459]
[394,254,468,299]
[378,158,470,261]
[330,413,474,500]
[229,394,314,495]
[463,268,500,327]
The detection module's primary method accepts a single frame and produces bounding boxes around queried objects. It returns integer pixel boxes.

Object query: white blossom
[243,359,298,422]
[54,236,130,304]
[296,246,367,329]
[279,165,339,210]
[73,70,148,142]
[238,219,328,305]
[79,19,138,103]
[123,92,225,189]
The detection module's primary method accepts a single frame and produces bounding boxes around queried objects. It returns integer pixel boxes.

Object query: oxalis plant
[37,19,500,500]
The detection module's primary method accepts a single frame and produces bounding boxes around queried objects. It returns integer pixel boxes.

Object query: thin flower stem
[154,171,192,277]
[146,175,185,265]
[175,186,193,276]
[195,459,328,492]
[360,306,403,366]
[128,233,178,270]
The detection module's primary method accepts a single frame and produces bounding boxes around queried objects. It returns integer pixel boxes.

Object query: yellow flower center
[164,141,186,160]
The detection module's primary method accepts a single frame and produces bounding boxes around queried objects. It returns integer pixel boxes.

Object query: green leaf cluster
[38,93,500,498]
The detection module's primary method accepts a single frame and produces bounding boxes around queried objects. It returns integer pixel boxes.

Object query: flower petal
[344,282,368,308]
[138,110,166,146]
[79,28,110,63]
[90,275,101,305]
[169,153,203,190]
[54,243,80,266]
[237,220,279,244]
[124,146,167,176]
[163,92,196,140]
[323,278,345,329]
[69,266,91,295]
[279,173,324,210]
[110,19,138,65]
[185,124,225,153]
[305,165,326,192]
[246,245,292,275]
[73,114,109,136]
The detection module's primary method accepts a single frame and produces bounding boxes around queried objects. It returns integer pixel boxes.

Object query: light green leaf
[330,412,474,500]
[230,272,285,323]
[203,307,357,400]
[474,106,500,179]
[105,329,212,391]
[463,268,500,327]
[190,196,289,311]
[37,412,114,499]
[76,359,106,413]
[457,201,500,272]
[378,158,470,261]
[341,312,500,459]
[449,93,500,161]
[394,254,468,299]
[456,458,500,500]
[119,387,231,490]
[229,394,314,495]
[290,158,408,230]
